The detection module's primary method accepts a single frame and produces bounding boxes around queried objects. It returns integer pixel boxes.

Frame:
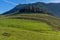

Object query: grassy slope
[8,13,60,30]
[0,13,60,40]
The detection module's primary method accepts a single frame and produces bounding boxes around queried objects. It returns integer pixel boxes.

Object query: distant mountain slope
[2,2,60,17]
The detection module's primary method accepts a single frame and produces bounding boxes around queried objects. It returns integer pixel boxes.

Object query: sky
[0,0,60,14]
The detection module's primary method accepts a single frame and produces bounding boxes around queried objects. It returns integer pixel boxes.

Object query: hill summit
[3,2,60,17]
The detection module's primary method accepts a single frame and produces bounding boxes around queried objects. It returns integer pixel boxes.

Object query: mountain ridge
[2,2,60,17]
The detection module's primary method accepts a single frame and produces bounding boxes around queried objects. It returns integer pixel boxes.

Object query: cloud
[50,0,60,3]
[54,0,60,3]
[3,0,18,5]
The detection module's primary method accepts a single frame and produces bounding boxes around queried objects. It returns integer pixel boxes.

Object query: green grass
[0,13,60,40]
[0,19,53,31]
[0,27,60,40]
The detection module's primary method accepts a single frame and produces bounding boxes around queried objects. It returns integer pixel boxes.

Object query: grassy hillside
[0,13,60,40]
[6,13,60,30]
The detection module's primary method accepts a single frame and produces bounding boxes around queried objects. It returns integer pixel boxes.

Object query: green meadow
[0,14,60,40]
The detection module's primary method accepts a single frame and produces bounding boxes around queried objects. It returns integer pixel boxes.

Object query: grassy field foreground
[0,18,59,40]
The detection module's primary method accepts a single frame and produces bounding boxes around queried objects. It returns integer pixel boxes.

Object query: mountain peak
[2,2,60,17]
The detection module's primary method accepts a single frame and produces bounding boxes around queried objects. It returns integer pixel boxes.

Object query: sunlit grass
[0,19,52,32]
[0,14,60,40]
